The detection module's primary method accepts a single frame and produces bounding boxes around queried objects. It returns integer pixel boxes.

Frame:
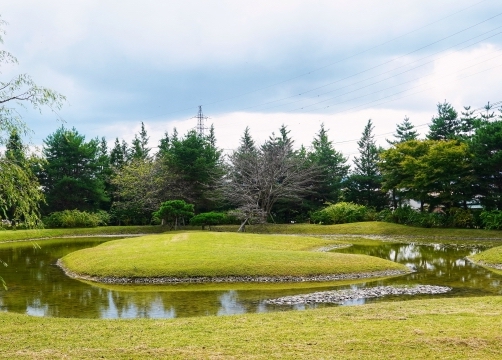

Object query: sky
[1,0,502,159]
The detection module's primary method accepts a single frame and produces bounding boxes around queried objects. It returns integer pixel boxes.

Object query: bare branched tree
[223,127,318,231]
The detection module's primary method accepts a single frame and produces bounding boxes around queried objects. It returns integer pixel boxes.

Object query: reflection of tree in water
[1,239,502,319]
[337,243,502,293]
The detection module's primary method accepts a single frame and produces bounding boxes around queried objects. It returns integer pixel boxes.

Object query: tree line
[1,99,502,229]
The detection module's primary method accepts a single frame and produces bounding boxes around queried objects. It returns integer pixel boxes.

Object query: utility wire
[142,0,492,119]
[239,27,502,112]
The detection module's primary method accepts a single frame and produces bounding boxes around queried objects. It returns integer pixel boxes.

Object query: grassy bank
[61,232,406,279]
[215,221,502,239]
[0,296,501,359]
[0,225,170,243]
[469,245,502,269]
[1,222,500,244]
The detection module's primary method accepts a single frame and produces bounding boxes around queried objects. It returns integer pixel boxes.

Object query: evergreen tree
[39,126,109,213]
[163,129,223,211]
[387,116,418,145]
[344,119,388,210]
[470,120,502,210]
[238,127,256,154]
[110,138,130,169]
[5,130,26,164]
[307,123,348,205]
[131,122,150,160]
[157,132,171,158]
[96,137,112,210]
[427,101,461,140]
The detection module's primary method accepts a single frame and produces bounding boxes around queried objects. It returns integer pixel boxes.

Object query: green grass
[0,225,169,243]
[215,221,502,238]
[61,232,407,279]
[1,296,502,359]
[469,245,502,269]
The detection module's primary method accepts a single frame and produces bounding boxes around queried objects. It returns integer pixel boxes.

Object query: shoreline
[56,259,411,285]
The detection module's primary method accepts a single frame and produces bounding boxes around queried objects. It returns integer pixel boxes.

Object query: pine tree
[5,130,25,164]
[427,101,461,140]
[110,138,130,169]
[387,116,418,145]
[308,123,348,205]
[131,122,151,160]
[344,119,388,210]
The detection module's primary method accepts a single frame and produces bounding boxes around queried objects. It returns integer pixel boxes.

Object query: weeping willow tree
[0,16,65,227]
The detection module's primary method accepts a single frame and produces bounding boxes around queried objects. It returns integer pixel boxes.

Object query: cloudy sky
[2,0,502,158]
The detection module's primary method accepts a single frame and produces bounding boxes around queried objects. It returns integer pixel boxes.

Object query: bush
[378,206,477,229]
[44,210,102,228]
[480,210,502,230]
[449,208,475,228]
[311,202,370,225]
[189,212,228,230]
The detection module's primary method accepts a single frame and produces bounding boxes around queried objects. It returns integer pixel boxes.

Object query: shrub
[44,210,101,228]
[312,202,370,225]
[480,210,502,230]
[449,208,475,228]
[189,212,228,230]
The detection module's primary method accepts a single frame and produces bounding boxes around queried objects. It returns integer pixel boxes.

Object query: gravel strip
[56,259,410,284]
[264,285,452,305]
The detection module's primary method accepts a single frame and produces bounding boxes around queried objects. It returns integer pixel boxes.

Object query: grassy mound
[60,232,407,279]
[469,245,502,271]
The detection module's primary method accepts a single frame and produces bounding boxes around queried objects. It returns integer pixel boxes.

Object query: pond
[0,236,501,319]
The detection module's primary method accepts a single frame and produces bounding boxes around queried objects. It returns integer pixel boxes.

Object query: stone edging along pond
[56,259,411,285]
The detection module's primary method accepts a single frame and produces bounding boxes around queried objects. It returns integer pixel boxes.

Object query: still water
[0,237,501,319]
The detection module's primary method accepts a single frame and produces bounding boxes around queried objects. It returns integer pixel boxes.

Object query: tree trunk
[237,218,248,232]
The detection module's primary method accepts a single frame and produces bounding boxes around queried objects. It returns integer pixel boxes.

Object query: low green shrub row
[43,210,110,228]
[310,202,375,225]
[311,203,501,230]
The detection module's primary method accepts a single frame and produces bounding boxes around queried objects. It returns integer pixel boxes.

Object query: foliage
[39,127,109,213]
[380,139,474,211]
[43,210,103,228]
[189,212,228,230]
[111,159,178,225]
[0,140,44,227]
[378,206,477,229]
[470,120,502,210]
[311,202,372,225]
[0,19,65,228]
[480,210,502,230]
[159,129,223,212]
[153,200,194,230]
[306,123,349,207]
[224,125,318,230]
[386,116,418,145]
[427,101,461,140]
[344,120,388,210]
[130,122,151,161]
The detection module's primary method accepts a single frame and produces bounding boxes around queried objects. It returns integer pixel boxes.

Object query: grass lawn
[469,245,502,270]
[0,296,501,359]
[0,225,169,243]
[215,221,502,238]
[60,232,407,279]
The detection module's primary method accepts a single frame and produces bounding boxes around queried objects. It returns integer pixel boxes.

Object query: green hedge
[44,210,110,228]
[311,202,374,225]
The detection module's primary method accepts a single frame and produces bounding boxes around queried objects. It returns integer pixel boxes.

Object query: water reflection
[0,238,501,319]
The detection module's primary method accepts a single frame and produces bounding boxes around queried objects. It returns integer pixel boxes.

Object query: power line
[239,26,502,112]
[142,0,492,119]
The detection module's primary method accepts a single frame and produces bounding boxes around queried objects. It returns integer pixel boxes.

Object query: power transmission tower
[193,105,209,136]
